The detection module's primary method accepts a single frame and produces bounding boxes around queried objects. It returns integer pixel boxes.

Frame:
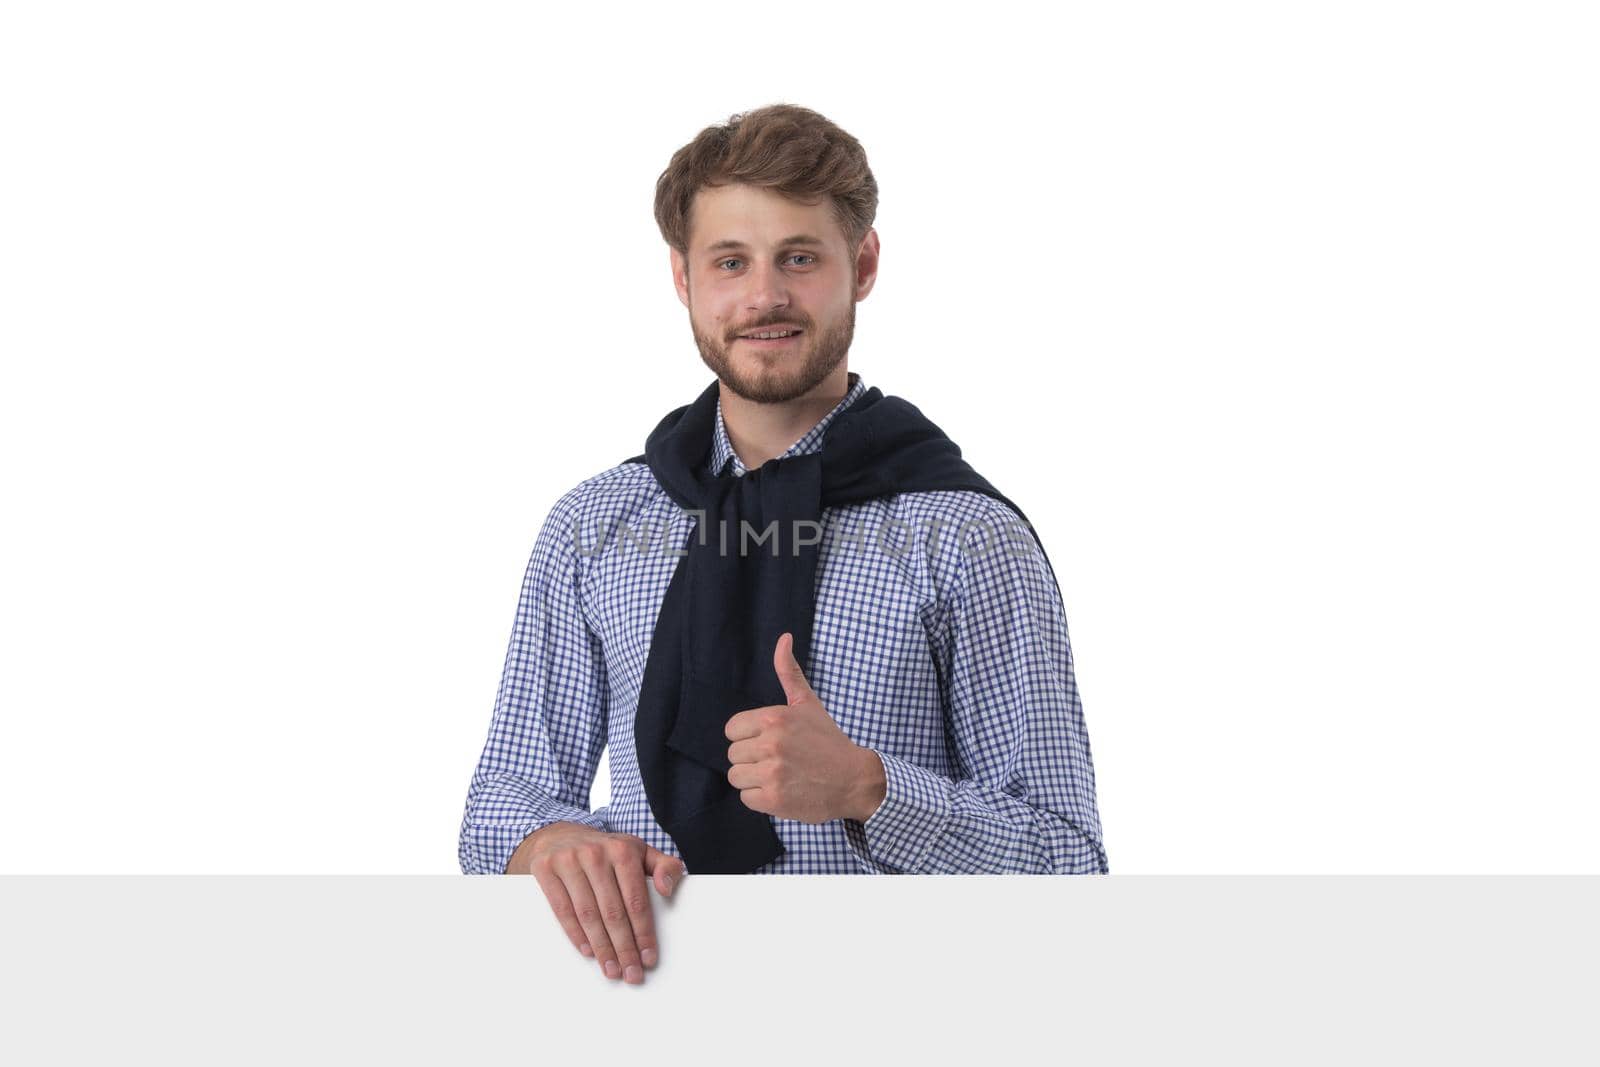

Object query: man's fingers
[611,855,662,972]
[579,848,646,985]
[530,861,591,958]
[645,846,687,899]
[553,859,617,979]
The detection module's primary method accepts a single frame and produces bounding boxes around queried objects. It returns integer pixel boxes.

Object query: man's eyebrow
[703,234,829,254]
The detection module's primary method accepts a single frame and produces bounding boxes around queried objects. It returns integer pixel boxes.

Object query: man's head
[655,104,881,405]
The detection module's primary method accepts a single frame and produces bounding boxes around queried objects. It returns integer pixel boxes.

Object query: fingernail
[641,947,658,967]
[624,965,643,983]
[579,942,592,957]
[604,959,620,979]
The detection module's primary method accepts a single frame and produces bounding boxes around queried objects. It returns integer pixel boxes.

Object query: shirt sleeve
[842,504,1108,874]
[458,483,610,875]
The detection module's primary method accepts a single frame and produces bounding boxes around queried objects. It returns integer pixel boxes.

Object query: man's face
[672,183,878,404]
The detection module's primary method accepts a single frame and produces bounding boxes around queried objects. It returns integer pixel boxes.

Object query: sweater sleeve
[458,484,610,875]
[842,507,1108,874]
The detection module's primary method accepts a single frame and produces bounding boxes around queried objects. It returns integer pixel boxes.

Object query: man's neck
[721,368,853,470]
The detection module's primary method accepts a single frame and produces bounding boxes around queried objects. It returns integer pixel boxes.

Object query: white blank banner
[2,876,1594,1063]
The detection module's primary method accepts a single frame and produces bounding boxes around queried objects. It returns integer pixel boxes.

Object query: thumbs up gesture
[724,632,887,824]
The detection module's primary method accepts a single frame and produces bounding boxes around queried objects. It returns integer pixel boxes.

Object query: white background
[1,1,1594,874]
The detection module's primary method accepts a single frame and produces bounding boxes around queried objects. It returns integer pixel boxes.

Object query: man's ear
[853,228,881,301]
[671,247,690,309]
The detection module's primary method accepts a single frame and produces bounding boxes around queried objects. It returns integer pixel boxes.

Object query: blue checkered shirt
[458,372,1108,874]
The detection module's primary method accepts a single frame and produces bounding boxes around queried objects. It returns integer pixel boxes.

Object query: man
[457,104,1107,985]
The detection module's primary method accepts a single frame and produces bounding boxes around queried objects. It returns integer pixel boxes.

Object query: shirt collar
[709,371,866,478]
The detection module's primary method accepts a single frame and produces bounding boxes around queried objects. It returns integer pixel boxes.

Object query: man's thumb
[774,632,816,706]
[645,847,687,896]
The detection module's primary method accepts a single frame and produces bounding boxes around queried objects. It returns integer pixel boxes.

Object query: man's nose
[743,260,791,311]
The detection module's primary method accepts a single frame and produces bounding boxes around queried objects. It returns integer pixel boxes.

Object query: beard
[690,298,854,405]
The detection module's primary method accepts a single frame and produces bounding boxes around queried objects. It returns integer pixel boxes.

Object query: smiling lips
[738,328,804,346]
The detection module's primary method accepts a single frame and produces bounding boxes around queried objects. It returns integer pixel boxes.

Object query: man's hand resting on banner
[508,822,685,987]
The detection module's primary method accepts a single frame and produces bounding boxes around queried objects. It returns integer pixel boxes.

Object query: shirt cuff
[470,801,607,875]
[841,748,951,874]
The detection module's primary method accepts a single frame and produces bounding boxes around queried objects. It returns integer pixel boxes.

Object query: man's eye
[716,254,816,270]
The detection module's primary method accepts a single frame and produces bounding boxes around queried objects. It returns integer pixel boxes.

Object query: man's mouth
[737,329,804,346]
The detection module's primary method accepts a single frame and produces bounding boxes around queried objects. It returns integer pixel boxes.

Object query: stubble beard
[690,296,855,405]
